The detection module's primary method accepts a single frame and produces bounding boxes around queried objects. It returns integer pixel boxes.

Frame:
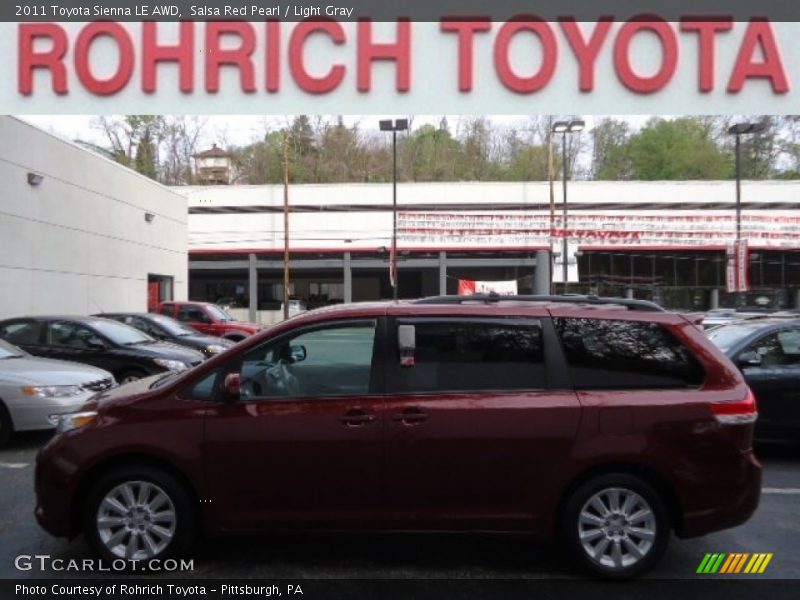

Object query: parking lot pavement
[1,433,798,581]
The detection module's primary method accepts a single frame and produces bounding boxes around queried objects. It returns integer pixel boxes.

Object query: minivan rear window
[554,318,705,390]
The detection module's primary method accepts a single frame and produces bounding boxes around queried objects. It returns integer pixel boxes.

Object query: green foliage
[626,118,733,180]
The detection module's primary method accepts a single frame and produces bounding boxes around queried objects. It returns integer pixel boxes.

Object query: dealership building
[0,116,188,319]
[2,117,799,321]
[181,179,800,317]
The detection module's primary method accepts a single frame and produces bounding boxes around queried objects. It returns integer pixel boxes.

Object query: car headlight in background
[153,358,189,372]
[22,385,83,398]
[48,411,97,433]
[204,344,228,355]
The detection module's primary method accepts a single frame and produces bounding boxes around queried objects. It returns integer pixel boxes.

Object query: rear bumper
[677,449,762,538]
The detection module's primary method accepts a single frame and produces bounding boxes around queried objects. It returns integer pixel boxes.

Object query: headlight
[48,411,97,433]
[153,358,189,372]
[22,385,83,398]
[204,344,227,355]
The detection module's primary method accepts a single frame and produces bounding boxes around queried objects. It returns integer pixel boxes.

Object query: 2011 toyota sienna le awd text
[34,295,761,578]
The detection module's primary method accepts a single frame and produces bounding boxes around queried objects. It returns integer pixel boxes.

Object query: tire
[560,473,670,579]
[0,401,13,447]
[116,369,147,385]
[84,465,195,564]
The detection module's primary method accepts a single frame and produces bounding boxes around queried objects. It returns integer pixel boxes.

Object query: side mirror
[737,351,762,367]
[222,372,242,400]
[398,324,416,367]
[289,344,307,363]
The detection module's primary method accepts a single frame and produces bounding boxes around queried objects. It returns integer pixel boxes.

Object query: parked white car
[0,339,115,445]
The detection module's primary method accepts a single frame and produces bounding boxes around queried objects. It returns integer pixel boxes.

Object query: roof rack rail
[412,293,666,312]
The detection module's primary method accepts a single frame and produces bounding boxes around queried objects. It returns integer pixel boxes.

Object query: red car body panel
[156,301,261,339]
[35,301,760,543]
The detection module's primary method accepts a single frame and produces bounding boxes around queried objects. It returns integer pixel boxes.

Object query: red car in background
[156,301,262,342]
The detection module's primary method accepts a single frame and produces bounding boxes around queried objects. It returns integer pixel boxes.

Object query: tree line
[90,115,800,185]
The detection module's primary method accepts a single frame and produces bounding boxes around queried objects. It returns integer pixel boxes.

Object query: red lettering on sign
[289,19,346,94]
[494,17,557,93]
[614,17,678,94]
[75,22,134,96]
[728,19,789,94]
[142,22,194,94]
[440,19,491,92]
[680,18,733,93]
[357,19,411,92]
[18,23,68,95]
[204,22,256,93]
[560,18,613,92]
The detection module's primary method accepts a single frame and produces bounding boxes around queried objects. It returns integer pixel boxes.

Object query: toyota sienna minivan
[35,295,761,578]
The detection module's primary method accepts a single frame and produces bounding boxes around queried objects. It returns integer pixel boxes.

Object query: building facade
[181,181,800,317]
[0,117,188,318]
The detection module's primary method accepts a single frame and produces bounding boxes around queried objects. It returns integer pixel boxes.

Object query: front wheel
[561,473,670,579]
[116,369,147,385]
[84,466,195,563]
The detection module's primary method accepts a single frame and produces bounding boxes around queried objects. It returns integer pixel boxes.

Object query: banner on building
[726,239,750,292]
[551,241,580,283]
[398,212,800,250]
[458,280,518,296]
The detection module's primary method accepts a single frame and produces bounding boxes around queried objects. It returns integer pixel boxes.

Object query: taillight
[711,388,758,425]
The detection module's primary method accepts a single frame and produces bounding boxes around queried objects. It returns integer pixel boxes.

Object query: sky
[18,114,653,150]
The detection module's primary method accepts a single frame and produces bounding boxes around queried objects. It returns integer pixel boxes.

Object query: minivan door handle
[391,407,429,425]
[337,409,376,427]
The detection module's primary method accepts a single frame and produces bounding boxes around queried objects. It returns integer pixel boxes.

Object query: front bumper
[9,393,95,432]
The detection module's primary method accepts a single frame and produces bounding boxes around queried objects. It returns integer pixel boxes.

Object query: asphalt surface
[0,432,798,581]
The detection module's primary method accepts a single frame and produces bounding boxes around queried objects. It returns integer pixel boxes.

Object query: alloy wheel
[577,487,657,570]
[96,480,177,560]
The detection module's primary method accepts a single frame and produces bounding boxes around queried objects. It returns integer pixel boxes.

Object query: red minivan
[36,295,761,578]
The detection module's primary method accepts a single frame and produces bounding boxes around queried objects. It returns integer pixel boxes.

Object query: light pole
[728,122,765,306]
[379,118,408,301]
[551,119,585,294]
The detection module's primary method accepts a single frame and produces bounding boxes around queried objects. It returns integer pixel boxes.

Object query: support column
[438,251,447,295]
[343,251,352,304]
[794,290,800,310]
[534,250,550,295]
[248,253,258,323]
[710,288,720,310]
[625,288,634,299]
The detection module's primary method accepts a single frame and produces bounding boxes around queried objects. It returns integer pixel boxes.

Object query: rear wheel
[0,401,13,447]
[84,465,195,563]
[561,473,670,579]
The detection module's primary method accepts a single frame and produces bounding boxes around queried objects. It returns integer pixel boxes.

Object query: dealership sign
[3,19,800,113]
[398,212,800,250]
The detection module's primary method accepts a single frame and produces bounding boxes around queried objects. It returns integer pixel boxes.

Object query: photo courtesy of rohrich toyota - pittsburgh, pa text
[0,1,799,599]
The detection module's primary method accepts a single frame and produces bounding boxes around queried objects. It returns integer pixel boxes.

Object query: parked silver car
[0,339,115,445]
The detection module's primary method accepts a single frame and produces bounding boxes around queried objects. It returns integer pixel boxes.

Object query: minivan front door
[203,319,385,530]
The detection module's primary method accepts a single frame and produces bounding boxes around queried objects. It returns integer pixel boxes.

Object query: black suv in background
[0,316,204,384]
[96,313,234,358]
[708,316,800,440]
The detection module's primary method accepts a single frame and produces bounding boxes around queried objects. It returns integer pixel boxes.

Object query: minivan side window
[554,318,705,390]
[0,320,41,345]
[394,321,545,393]
[238,322,377,400]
